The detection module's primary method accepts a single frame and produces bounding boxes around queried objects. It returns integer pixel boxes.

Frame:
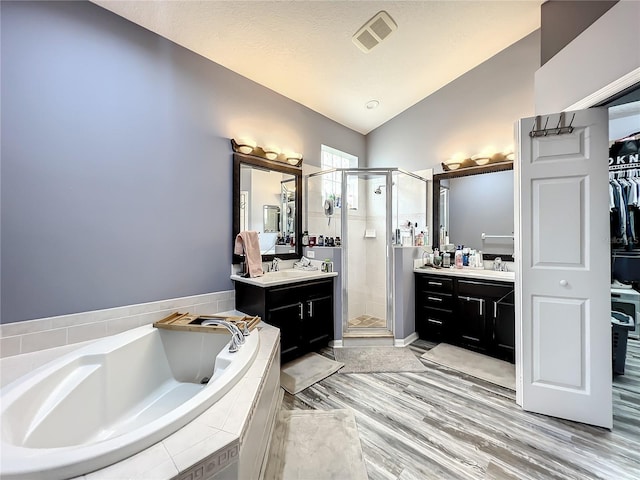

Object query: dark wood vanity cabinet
[415,274,455,342]
[415,273,515,362]
[234,278,334,364]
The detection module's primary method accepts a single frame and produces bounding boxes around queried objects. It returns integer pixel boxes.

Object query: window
[321,145,358,210]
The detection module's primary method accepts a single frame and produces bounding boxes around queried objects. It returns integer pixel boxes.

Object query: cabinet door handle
[427,296,443,302]
[308,300,314,317]
[299,303,304,319]
[428,318,443,325]
[493,301,497,318]
[428,281,443,286]
[462,296,484,315]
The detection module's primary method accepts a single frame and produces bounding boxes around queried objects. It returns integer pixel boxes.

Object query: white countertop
[414,265,515,282]
[231,269,338,288]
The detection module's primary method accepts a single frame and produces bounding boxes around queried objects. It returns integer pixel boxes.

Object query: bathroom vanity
[415,268,515,362]
[233,271,337,363]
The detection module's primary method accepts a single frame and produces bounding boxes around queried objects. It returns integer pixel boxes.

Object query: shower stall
[305,168,428,340]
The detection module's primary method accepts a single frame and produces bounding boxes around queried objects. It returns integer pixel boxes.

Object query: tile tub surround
[0,320,281,480]
[0,290,235,359]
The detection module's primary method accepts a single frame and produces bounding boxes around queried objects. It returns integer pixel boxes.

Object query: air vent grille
[352,11,397,53]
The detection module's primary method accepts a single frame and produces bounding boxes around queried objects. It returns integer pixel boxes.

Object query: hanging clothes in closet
[609,136,640,250]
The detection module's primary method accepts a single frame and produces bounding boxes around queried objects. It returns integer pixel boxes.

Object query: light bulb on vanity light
[264,146,280,160]
[445,152,466,170]
[235,138,256,154]
[285,152,302,166]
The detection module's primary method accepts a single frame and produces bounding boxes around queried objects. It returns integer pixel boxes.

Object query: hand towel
[235,231,263,277]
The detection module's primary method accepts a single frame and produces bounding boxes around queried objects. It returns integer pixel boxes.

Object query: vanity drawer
[422,292,453,310]
[417,306,452,341]
[416,274,454,294]
[457,279,512,300]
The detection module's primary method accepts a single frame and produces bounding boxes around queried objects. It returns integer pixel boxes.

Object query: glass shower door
[343,172,392,334]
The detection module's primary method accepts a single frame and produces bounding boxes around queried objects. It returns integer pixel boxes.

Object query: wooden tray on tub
[153,312,261,334]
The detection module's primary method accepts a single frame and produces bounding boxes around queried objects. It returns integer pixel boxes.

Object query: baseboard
[329,340,343,348]
[343,336,395,347]
[394,332,419,347]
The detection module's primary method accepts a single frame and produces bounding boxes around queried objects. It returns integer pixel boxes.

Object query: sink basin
[263,269,313,279]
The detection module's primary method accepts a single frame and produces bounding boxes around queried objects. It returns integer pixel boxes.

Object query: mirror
[233,153,302,262]
[263,205,280,232]
[432,162,514,256]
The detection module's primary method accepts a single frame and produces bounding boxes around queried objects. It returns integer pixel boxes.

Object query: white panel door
[515,108,612,428]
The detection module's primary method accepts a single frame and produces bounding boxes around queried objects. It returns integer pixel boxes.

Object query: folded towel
[293,256,318,271]
[235,231,263,277]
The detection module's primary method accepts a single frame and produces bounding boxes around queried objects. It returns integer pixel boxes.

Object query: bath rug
[280,353,343,395]
[334,346,427,373]
[263,409,368,480]
[421,343,515,390]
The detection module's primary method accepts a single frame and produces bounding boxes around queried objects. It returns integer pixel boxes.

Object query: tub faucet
[201,319,245,353]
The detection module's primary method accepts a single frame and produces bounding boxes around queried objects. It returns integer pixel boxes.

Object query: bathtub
[0,323,260,480]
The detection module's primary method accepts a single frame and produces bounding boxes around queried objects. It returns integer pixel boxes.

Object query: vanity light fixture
[231,139,303,167]
[234,138,256,154]
[443,152,465,171]
[471,154,491,166]
[442,148,513,172]
[286,152,303,166]
[263,146,280,160]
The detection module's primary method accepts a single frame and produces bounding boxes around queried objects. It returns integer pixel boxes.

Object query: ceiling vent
[352,11,397,53]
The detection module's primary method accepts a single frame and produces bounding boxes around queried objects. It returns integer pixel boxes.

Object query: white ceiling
[92,1,543,134]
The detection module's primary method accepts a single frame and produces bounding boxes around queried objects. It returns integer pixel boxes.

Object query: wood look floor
[281,339,640,479]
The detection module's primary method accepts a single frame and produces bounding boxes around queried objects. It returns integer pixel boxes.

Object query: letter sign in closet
[516,107,612,429]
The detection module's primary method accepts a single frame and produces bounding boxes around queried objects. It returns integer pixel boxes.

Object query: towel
[235,231,263,277]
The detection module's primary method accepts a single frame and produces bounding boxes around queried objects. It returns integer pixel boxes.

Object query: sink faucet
[271,257,281,272]
[200,319,246,353]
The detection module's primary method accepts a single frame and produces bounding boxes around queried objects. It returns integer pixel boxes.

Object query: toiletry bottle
[302,231,309,246]
[443,252,451,267]
[455,246,463,269]
[318,235,324,246]
[462,247,469,266]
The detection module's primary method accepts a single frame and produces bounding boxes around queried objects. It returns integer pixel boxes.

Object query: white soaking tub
[0,323,260,480]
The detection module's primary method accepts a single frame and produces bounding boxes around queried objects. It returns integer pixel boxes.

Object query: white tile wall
[0,290,235,358]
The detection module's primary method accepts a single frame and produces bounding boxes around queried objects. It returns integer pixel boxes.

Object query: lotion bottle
[455,245,463,269]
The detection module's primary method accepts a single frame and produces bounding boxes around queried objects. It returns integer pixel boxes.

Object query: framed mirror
[432,162,514,253]
[233,153,302,263]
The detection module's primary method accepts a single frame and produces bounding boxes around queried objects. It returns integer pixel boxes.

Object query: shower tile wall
[347,178,368,321]
[363,180,387,321]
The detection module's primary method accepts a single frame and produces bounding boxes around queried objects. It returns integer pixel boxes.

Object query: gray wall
[0,1,365,323]
[540,0,617,66]
[448,171,514,256]
[366,30,539,172]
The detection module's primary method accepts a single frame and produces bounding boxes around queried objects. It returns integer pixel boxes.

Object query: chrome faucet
[201,319,246,353]
[271,257,281,272]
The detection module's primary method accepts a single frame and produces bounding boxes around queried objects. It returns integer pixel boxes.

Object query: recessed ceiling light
[365,100,380,110]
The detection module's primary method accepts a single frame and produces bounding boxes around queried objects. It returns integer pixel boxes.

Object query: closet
[608,113,640,372]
